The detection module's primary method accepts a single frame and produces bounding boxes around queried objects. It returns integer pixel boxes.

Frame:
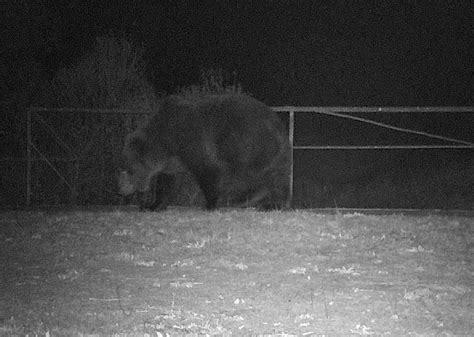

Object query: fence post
[288,109,295,208]
[26,108,32,207]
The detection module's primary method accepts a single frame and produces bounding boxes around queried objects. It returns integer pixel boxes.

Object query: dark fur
[119,94,290,210]
[137,173,175,211]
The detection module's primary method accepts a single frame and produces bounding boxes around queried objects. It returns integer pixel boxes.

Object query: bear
[118,94,291,211]
[137,173,176,211]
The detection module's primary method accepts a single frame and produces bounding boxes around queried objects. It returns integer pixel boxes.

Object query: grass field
[0,208,472,336]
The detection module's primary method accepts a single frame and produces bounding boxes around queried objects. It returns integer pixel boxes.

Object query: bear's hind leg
[149,173,175,210]
[138,173,175,211]
[193,167,220,210]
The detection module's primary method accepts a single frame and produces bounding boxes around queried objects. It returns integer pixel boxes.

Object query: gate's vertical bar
[288,109,294,208]
[26,108,32,207]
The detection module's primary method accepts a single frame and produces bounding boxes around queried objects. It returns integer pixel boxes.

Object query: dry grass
[0,208,472,335]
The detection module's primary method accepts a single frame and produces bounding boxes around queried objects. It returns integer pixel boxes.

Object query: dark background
[1,1,473,208]
[3,1,473,105]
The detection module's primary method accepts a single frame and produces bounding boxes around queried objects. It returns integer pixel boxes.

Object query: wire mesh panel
[23,108,147,207]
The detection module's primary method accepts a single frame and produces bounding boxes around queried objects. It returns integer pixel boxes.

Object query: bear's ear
[127,134,147,157]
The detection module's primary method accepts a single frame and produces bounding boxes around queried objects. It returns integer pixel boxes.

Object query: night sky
[4,1,473,107]
[1,1,473,209]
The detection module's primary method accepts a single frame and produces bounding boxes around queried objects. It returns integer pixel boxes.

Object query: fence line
[30,106,474,114]
[26,108,79,206]
[272,106,474,113]
[0,157,76,162]
[30,107,152,114]
[275,107,473,203]
[283,109,473,146]
[34,112,77,154]
[294,145,474,150]
[17,106,474,207]
[30,106,472,146]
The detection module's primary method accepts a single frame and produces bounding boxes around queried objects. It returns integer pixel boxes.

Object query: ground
[0,208,472,336]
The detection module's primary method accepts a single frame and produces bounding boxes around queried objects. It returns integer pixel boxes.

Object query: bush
[43,35,159,205]
[176,68,243,98]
